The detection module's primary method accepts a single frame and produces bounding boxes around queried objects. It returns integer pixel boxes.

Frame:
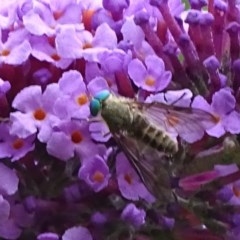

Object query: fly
[89,90,218,199]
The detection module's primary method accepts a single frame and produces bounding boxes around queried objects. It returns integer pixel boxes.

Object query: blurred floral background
[1,0,240,239]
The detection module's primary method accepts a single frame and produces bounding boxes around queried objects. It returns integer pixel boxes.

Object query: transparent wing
[113,131,173,201]
[134,102,219,143]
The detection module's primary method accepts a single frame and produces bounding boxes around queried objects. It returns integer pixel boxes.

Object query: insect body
[90,90,178,154]
[90,90,218,199]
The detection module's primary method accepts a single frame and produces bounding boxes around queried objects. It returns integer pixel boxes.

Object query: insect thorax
[101,95,134,132]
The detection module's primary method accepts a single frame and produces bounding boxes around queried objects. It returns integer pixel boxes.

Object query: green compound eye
[90,98,101,116]
[90,90,111,116]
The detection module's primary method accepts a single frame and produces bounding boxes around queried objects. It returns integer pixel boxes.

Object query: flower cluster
[0,0,240,239]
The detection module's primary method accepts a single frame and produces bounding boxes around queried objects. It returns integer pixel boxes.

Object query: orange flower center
[77,94,88,105]
[233,185,240,197]
[71,131,83,143]
[48,36,56,46]
[1,49,10,56]
[33,108,46,121]
[212,114,221,123]
[12,138,24,149]
[92,171,104,183]
[82,9,95,31]
[51,53,61,61]
[83,43,92,49]
[145,76,155,86]
[53,11,63,20]
[124,173,132,185]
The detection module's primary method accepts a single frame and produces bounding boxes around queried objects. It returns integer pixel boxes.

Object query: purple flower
[121,18,154,57]
[22,0,82,37]
[55,25,84,59]
[88,121,111,142]
[0,162,19,196]
[0,164,22,240]
[0,122,35,161]
[0,200,30,240]
[128,55,172,92]
[54,70,90,120]
[88,61,116,93]
[46,120,97,161]
[116,152,155,203]
[0,218,21,240]
[78,155,111,192]
[0,78,11,94]
[192,88,240,137]
[10,84,61,141]
[62,226,92,240]
[30,35,73,69]
[56,22,119,63]
[95,49,135,97]
[0,29,31,65]
[87,76,110,96]
[0,1,19,29]
[90,23,118,49]
[0,201,33,239]
[121,203,146,228]
[81,23,119,62]
[121,18,145,48]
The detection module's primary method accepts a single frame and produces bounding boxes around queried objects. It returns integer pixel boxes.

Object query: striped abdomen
[131,112,178,154]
